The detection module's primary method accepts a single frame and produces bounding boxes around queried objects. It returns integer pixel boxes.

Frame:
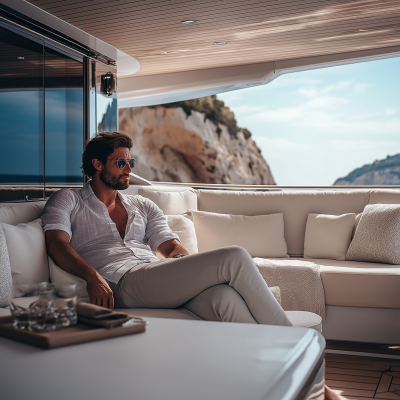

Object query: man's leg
[113,246,291,326]
[182,284,258,323]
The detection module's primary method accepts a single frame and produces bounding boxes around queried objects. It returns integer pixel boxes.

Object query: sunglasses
[108,158,136,169]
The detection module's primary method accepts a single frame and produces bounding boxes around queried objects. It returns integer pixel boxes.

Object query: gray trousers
[111,246,292,326]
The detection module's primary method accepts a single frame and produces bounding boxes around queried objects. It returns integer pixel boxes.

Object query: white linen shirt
[41,182,179,284]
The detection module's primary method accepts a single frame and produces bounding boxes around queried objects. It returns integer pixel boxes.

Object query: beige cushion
[138,189,198,215]
[302,258,400,309]
[191,210,289,258]
[352,213,362,239]
[0,218,49,298]
[197,190,369,256]
[48,257,89,301]
[165,215,198,254]
[368,189,400,205]
[0,202,46,225]
[347,204,400,264]
[304,213,355,261]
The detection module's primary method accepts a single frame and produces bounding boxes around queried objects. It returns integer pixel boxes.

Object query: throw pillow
[0,225,12,307]
[346,204,400,264]
[0,218,49,298]
[190,210,289,258]
[48,257,89,301]
[304,213,355,261]
[138,189,198,215]
[165,215,198,255]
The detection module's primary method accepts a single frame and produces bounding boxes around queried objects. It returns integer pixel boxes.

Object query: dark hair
[81,131,133,178]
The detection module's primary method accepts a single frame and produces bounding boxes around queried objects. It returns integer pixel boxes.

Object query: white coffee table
[0,318,325,400]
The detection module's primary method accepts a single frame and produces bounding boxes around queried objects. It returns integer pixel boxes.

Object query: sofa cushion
[347,204,400,265]
[0,201,46,225]
[0,218,49,298]
[368,189,400,205]
[165,215,198,254]
[0,225,12,307]
[191,210,289,258]
[48,257,89,302]
[197,190,369,257]
[138,189,198,215]
[303,258,400,309]
[304,213,355,261]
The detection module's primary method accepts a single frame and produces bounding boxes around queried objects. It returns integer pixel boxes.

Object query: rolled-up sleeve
[41,189,75,240]
[142,198,179,252]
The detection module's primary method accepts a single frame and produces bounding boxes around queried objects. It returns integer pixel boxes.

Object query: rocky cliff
[334,154,400,185]
[118,96,275,184]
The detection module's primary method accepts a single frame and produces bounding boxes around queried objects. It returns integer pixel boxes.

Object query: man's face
[99,147,132,190]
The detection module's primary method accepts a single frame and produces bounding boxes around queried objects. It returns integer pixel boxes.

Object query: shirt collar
[81,181,132,210]
[81,181,94,200]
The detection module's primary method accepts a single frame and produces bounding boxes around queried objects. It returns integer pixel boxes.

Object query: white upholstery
[2,188,400,344]
[304,258,400,309]
[191,210,289,258]
[0,201,46,225]
[369,189,400,204]
[323,305,400,344]
[48,257,89,301]
[165,215,198,254]
[197,190,369,256]
[138,188,198,215]
[304,213,355,261]
[0,219,49,298]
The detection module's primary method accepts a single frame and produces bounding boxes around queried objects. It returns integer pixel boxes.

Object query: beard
[99,168,130,190]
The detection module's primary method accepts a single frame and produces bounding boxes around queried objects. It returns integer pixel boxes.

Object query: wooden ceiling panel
[26,0,400,77]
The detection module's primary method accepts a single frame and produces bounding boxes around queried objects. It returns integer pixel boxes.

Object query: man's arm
[157,239,189,258]
[45,230,114,309]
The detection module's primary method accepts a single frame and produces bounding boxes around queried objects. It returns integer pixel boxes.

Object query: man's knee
[215,245,251,260]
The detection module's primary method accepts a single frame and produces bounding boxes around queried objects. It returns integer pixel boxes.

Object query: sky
[218,57,400,186]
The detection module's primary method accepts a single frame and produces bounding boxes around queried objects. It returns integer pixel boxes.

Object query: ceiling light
[17,57,25,59]
[359,29,369,32]
[181,20,197,24]
[213,41,227,45]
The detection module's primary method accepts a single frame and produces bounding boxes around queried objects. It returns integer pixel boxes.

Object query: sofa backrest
[0,201,46,225]
[197,189,400,257]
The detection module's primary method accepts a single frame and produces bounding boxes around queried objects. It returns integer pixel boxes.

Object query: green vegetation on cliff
[334,153,400,185]
[153,95,252,139]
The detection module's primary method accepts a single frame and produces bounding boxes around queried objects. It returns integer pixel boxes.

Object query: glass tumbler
[29,283,56,332]
[53,283,77,328]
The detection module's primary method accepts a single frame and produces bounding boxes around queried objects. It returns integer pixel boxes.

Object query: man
[41,131,290,326]
[42,131,340,400]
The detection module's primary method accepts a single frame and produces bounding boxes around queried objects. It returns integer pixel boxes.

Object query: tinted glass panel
[44,44,84,184]
[0,23,44,186]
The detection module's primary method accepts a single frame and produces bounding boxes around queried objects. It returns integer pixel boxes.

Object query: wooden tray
[0,316,146,349]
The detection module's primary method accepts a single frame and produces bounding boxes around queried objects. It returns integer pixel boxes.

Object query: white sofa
[1,187,399,344]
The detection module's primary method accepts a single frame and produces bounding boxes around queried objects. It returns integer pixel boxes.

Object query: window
[0,19,85,198]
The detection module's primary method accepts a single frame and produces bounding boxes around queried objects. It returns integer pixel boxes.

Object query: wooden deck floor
[325,341,400,400]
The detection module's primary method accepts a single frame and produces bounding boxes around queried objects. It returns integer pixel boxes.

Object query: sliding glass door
[44,43,84,185]
[0,22,44,188]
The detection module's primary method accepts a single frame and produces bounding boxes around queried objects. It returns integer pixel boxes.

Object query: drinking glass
[53,283,77,328]
[10,302,31,329]
[29,283,56,332]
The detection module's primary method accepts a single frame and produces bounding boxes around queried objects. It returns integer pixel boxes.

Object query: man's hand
[86,272,114,310]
